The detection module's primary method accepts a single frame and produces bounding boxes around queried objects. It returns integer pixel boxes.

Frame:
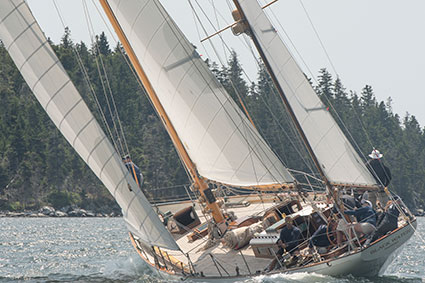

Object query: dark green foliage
[47,190,81,209]
[0,30,424,213]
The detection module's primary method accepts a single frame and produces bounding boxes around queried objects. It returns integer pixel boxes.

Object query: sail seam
[194,90,226,154]
[85,135,107,164]
[71,116,95,147]
[113,174,127,198]
[18,40,49,71]
[227,120,255,182]
[31,59,60,90]
[6,20,36,52]
[0,1,24,26]
[44,79,71,110]
[98,151,116,179]
[327,150,348,181]
[312,123,335,150]
[141,18,166,65]
[134,191,154,230]
[182,77,209,135]
[275,56,292,80]
[128,0,149,38]
[58,98,83,130]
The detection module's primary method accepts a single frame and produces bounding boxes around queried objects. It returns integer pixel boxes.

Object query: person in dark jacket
[267,216,301,271]
[365,149,392,187]
[344,200,377,236]
[371,196,402,241]
[123,155,143,188]
[309,224,332,253]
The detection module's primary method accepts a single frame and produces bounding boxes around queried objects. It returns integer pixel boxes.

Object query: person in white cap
[344,200,377,236]
[365,149,392,187]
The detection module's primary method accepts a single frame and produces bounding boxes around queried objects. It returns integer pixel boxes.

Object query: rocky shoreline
[0,206,122,218]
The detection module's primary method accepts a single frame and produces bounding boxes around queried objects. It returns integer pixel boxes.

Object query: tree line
[0,30,424,213]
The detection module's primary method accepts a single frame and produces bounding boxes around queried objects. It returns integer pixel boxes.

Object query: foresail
[237,0,377,186]
[0,0,179,250]
[105,0,294,188]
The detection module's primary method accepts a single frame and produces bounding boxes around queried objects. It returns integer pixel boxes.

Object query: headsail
[104,0,294,188]
[0,0,178,250]
[236,0,377,186]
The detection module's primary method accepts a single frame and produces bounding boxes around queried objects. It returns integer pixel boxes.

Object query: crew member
[344,200,377,236]
[371,196,402,241]
[365,149,392,187]
[123,155,143,188]
[309,223,334,254]
[266,216,301,271]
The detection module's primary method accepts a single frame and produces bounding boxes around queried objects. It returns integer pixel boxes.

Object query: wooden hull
[133,219,417,281]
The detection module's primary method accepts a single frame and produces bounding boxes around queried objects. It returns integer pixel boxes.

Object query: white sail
[106,0,294,187]
[237,0,377,186]
[0,0,178,250]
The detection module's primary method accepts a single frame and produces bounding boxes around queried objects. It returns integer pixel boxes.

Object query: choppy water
[0,217,424,282]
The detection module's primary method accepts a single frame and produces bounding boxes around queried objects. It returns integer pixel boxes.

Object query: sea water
[0,217,424,282]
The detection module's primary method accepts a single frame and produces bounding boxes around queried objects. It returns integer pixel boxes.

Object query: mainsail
[0,0,178,250]
[105,0,294,187]
[236,0,377,186]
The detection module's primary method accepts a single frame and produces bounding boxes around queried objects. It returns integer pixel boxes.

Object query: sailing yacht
[0,0,416,281]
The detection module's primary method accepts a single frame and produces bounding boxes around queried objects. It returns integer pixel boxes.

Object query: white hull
[140,219,417,281]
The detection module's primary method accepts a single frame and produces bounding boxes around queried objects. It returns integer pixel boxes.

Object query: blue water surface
[0,217,423,282]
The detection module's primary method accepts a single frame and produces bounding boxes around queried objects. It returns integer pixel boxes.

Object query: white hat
[369,149,383,159]
[362,200,372,207]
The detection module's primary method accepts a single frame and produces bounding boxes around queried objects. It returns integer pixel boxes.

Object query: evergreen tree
[1,32,424,212]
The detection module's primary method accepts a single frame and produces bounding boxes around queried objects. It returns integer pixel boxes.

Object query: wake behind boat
[0,0,416,281]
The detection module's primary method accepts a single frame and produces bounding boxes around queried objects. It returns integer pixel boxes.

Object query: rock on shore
[0,206,122,218]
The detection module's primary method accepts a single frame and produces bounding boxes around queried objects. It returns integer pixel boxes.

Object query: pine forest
[0,31,424,214]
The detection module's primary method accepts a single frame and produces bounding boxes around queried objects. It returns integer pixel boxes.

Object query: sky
[27,0,425,128]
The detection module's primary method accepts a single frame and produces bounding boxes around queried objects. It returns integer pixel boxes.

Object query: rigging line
[86,0,130,157]
[89,0,148,158]
[297,0,338,76]
[168,1,293,188]
[238,24,316,174]
[188,3,281,191]
[82,0,125,156]
[51,0,120,156]
[385,188,425,245]
[209,0,227,60]
[291,0,376,164]
[84,0,130,158]
[196,0,318,177]
[252,1,374,184]
[240,32,317,175]
[91,0,194,184]
[189,0,294,187]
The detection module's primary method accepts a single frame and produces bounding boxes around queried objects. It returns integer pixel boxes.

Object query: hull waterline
[133,219,417,281]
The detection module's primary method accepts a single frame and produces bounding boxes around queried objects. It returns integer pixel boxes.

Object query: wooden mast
[231,0,331,189]
[99,0,224,223]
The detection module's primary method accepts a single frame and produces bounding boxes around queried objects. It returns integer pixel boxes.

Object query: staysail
[105,0,294,187]
[236,0,377,186]
[0,0,178,250]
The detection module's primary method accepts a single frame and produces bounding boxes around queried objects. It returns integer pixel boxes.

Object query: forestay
[237,0,377,186]
[106,0,294,187]
[0,0,179,250]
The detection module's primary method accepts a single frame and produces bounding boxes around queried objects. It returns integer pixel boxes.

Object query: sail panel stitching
[71,116,95,147]
[98,151,116,180]
[85,135,107,165]
[44,79,71,110]
[31,59,61,90]
[6,20,36,51]
[0,1,24,26]
[58,97,84,130]
[18,40,49,71]
[128,0,150,37]
[113,175,127,198]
